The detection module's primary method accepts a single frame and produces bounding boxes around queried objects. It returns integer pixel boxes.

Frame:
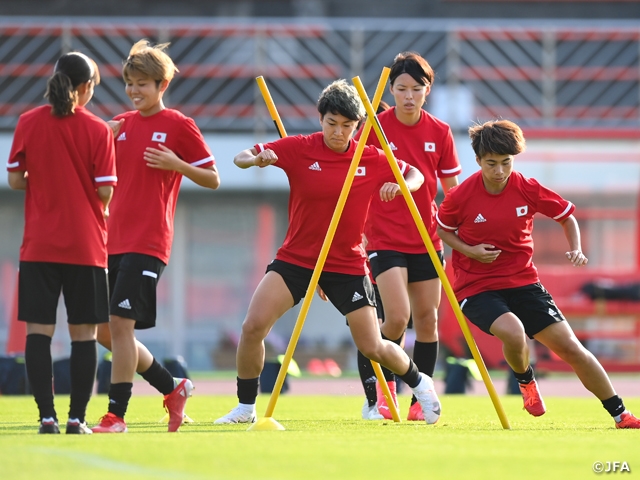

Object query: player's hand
[566,250,588,267]
[316,285,328,301]
[107,119,124,137]
[144,144,182,171]
[103,206,110,219]
[467,243,502,263]
[254,149,278,168]
[379,182,401,202]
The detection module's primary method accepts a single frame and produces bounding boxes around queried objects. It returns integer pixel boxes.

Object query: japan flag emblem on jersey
[516,206,528,217]
[424,142,436,152]
[152,132,167,143]
[355,166,366,176]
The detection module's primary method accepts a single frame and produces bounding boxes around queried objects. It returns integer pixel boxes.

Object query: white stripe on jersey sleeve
[95,175,117,183]
[399,161,408,175]
[441,166,462,175]
[256,143,265,153]
[190,156,214,167]
[436,213,457,231]
[553,202,573,220]
[6,161,20,168]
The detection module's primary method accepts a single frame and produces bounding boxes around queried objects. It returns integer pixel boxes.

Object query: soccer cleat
[66,419,93,434]
[519,380,546,417]
[361,399,384,420]
[163,378,195,432]
[91,412,128,433]
[214,404,257,424]
[615,411,640,429]
[376,380,398,420]
[38,417,60,434]
[411,373,441,424]
[407,401,425,421]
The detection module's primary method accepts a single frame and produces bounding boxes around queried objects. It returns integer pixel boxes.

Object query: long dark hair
[44,52,99,117]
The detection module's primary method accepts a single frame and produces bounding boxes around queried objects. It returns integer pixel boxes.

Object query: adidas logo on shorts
[118,299,132,309]
[352,292,364,302]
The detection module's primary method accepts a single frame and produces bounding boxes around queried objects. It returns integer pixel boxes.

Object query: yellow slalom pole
[256,76,287,138]
[352,76,511,430]
[249,69,400,431]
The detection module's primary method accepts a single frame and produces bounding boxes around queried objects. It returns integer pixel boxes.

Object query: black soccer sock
[357,349,378,407]
[381,333,403,382]
[513,365,535,384]
[139,358,175,396]
[107,382,133,419]
[602,395,625,418]
[398,359,421,389]
[237,377,260,405]
[68,340,97,423]
[411,340,439,405]
[25,334,56,421]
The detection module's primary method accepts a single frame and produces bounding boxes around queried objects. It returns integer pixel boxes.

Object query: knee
[357,340,382,362]
[498,329,528,350]
[553,341,589,364]
[240,317,269,342]
[109,316,135,339]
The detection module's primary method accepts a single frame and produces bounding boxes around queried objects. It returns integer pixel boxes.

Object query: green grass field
[1,393,637,479]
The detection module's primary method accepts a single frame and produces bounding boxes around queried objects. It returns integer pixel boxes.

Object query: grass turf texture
[1,394,637,479]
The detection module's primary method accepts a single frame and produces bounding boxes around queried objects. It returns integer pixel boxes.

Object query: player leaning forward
[436,119,640,428]
[215,79,441,425]
[92,40,221,433]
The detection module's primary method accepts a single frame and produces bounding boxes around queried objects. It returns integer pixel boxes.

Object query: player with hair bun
[356,52,460,421]
[92,39,220,433]
[7,52,116,434]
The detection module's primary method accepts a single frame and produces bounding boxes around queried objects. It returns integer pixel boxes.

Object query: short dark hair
[317,79,365,121]
[389,52,434,87]
[468,119,526,158]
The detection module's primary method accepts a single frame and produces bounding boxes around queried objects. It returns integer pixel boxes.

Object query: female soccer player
[356,52,461,421]
[214,79,441,426]
[436,119,640,429]
[92,40,220,433]
[7,52,116,434]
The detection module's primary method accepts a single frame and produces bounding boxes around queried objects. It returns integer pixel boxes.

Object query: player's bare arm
[7,170,27,190]
[378,165,424,202]
[440,175,459,195]
[234,147,278,169]
[97,185,114,218]
[437,226,502,263]
[144,144,220,189]
[559,214,588,267]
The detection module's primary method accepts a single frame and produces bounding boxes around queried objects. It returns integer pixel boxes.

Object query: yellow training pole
[256,76,287,138]
[352,76,511,430]
[249,70,400,430]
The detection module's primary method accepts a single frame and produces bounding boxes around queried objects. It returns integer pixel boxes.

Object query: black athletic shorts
[18,261,109,325]
[109,253,166,330]
[266,259,375,316]
[373,282,384,321]
[460,283,566,339]
[367,250,444,283]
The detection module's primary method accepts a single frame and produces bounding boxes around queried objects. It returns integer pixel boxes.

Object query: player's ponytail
[45,52,99,117]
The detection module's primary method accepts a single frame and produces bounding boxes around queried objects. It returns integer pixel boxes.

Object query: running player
[92,40,220,433]
[436,119,640,429]
[214,79,441,426]
[7,52,116,434]
[356,52,461,421]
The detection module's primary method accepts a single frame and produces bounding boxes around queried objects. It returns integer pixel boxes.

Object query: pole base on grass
[247,417,285,431]
[159,413,195,424]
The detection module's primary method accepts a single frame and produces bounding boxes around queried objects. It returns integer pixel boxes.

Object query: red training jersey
[436,170,575,301]
[7,105,116,267]
[357,108,461,253]
[108,109,215,264]
[256,132,410,275]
